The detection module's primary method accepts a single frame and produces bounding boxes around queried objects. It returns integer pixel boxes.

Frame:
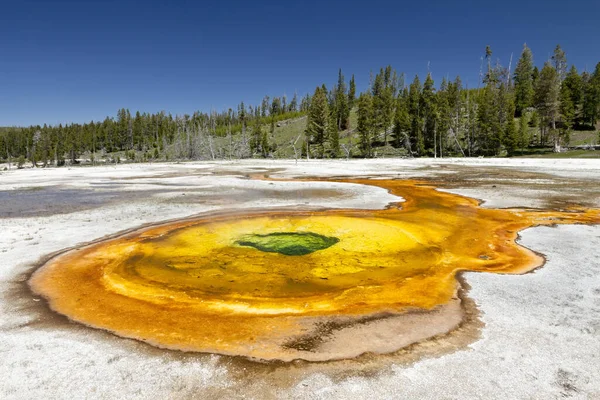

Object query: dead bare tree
[507,52,513,86]
[227,120,234,160]
[31,130,41,168]
[234,132,250,159]
[341,143,354,160]
[5,141,11,170]
[192,121,216,160]
[449,127,466,157]
[289,133,302,164]
[434,121,437,158]
[207,133,216,160]
[399,131,413,157]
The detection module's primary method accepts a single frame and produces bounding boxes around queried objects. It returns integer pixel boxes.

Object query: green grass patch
[514,149,600,158]
[569,129,598,146]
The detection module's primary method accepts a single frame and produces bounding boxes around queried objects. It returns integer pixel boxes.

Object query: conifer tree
[392,95,411,150]
[305,86,330,158]
[497,80,515,150]
[328,110,339,157]
[552,45,568,83]
[348,74,356,109]
[271,97,282,116]
[382,85,395,146]
[261,96,270,117]
[421,73,437,154]
[560,84,575,143]
[370,67,396,146]
[582,62,600,127]
[357,93,374,157]
[335,69,350,130]
[478,59,510,155]
[371,69,386,142]
[300,94,311,112]
[383,67,396,144]
[443,76,466,155]
[477,85,493,153]
[485,45,493,82]
[535,62,561,149]
[133,111,143,150]
[390,70,400,97]
[289,93,298,113]
[408,75,424,155]
[518,113,530,153]
[563,66,583,125]
[238,102,247,135]
[436,78,451,157]
[532,66,540,88]
[250,119,262,155]
[264,118,274,157]
[384,65,392,87]
[116,108,131,150]
[514,44,535,116]
[504,118,519,156]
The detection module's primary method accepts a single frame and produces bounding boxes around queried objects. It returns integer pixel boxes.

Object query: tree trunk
[440,127,443,158]
[433,121,437,158]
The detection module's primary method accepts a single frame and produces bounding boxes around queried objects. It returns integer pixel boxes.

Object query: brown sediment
[28,178,600,362]
[215,273,484,392]
[422,164,600,209]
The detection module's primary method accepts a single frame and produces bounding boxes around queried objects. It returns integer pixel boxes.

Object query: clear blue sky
[1,0,599,126]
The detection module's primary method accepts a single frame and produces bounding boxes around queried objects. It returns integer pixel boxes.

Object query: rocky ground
[1,158,599,399]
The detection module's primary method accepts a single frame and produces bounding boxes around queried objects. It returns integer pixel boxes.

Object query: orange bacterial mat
[30,179,600,360]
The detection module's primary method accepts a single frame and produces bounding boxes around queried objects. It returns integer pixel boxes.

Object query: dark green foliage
[470,46,516,155]
[392,95,411,150]
[250,120,263,156]
[357,92,374,157]
[408,75,424,155]
[435,78,451,157]
[532,66,540,88]
[348,74,356,110]
[514,43,535,116]
[235,232,339,256]
[261,96,270,117]
[504,118,519,156]
[421,73,437,154]
[289,93,298,113]
[560,85,575,133]
[563,66,584,127]
[535,62,561,146]
[371,70,385,137]
[328,110,340,158]
[300,94,311,112]
[335,69,350,130]
[529,110,539,128]
[271,97,282,116]
[518,113,530,152]
[305,85,330,158]
[583,63,600,127]
[371,67,396,146]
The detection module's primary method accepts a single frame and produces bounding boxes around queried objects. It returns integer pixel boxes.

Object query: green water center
[235,232,339,256]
